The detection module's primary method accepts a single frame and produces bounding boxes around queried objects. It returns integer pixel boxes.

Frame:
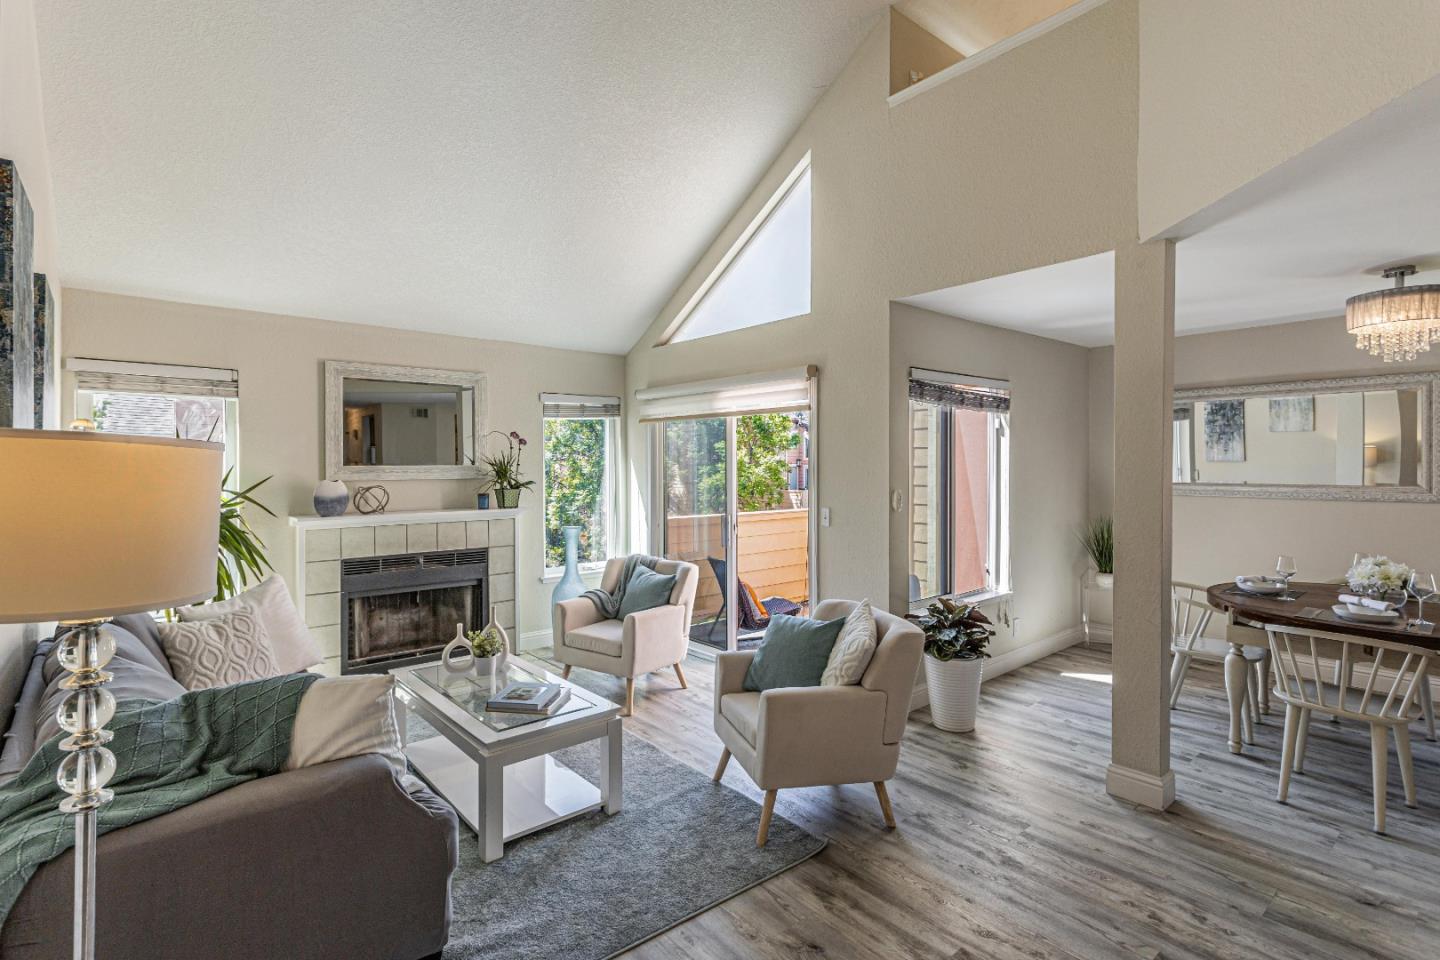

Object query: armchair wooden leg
[874,781,896,829]
[561,665,572,680]
[623,678,635,717]
[713,748,731,782]
[757,789,777,847]
[674,662,689,689]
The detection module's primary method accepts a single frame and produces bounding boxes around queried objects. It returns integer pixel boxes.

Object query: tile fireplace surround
[289,508,519,675]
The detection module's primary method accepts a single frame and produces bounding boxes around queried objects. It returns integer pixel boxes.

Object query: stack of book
[486,681,570,715]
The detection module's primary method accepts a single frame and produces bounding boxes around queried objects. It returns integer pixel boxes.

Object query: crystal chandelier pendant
[1345,265,1440,363]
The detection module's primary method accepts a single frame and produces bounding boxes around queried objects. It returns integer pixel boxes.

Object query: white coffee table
[391,657,622,862]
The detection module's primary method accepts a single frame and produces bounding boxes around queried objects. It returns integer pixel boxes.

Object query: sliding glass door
[656,412,813,652]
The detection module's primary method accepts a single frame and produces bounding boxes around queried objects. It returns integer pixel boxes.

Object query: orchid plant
[478,430,534,494]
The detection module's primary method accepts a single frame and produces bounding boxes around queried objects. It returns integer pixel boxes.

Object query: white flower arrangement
[1346,555,1412,595]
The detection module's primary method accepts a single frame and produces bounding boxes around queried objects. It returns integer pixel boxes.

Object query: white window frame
[908,398,1011,607]
[68,357,242,477]
[541,413,620,579]
[657,153,812,346]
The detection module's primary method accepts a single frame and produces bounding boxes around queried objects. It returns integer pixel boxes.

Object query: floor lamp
[0,428,222,960]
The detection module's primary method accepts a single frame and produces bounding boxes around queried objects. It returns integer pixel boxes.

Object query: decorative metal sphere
[353,484,391,515]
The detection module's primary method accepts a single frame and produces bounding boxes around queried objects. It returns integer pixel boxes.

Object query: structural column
[1107,238,1176,810]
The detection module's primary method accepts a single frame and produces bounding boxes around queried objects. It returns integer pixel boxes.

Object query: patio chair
[704,556,802,640]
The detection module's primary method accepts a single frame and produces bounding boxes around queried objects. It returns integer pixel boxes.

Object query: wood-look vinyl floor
[542,644,1440,960]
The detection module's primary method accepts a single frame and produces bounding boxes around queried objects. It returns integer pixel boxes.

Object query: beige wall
[625,0,1139,623]
[1089,315,1440,588]
[59,289,626,639]
[890,303,1091,659]
[1138,0,1440,238]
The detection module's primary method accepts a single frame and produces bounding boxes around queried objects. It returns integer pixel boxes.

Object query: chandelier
[1345,265,1440,362]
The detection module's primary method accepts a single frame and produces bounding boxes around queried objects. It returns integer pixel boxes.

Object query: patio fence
[664,508,810,621]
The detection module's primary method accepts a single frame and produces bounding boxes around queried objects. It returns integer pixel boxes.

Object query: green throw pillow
[743,614,846,692]
[617,564,678,619]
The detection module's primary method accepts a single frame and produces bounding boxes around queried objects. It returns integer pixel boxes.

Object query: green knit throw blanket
[0,672,318,924]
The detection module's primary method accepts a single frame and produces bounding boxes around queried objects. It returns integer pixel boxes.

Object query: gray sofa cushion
[0,641,51,788]
[35,624,185,747]
[110,614,172,674]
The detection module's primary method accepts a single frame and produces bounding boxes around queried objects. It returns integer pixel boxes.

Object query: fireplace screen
[349,586,476,667]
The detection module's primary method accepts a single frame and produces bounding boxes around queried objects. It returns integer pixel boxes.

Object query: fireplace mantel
[288,507,522,530]
[289,508,520,674]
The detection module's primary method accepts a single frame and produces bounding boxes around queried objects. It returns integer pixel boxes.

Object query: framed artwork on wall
[34,273,53,428]
[0,157,35,429]
[1268,395,1314,433]
[1203,399,1246,462]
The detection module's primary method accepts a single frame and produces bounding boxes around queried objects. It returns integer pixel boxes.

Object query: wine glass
[1275,555,1298,601]
[1408,571,1437,630]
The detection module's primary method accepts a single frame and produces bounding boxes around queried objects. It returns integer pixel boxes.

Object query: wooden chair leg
[674,662,689,689]
[1167,653,1190,709]
[874,781,896,829]
[1395,724,1417,809]
[1370,723,1389,833]
[623,678,635,717]
[713,748,731,782]
[757,789,777,847]
[1277,703,1300,802]
[1293,708,1311,773]
[561,665,572,680]
[1259,656,1271,716]
[1421,680,1436,742]
[1246,669,1260,727]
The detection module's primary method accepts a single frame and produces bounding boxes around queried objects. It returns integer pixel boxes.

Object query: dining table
[1206,580,1438,754]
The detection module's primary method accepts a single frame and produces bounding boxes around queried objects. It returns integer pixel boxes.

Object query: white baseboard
[518,628,551,653]
[1105,763,1176,811]
[1084,623,1112,644]
[909,624,1086,711]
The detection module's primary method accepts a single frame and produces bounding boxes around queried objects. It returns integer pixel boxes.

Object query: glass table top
[408,659,596,732]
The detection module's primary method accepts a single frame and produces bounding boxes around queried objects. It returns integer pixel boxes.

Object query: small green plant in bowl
[466,626,506,659]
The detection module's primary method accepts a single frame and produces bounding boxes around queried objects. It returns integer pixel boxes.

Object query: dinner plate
[1235,577,1285,596]
[1331,603,1401,623]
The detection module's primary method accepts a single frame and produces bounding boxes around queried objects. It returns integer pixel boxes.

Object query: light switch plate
[820,507,831,527]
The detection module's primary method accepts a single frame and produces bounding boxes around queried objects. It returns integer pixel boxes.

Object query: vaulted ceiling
[34,0,891,353]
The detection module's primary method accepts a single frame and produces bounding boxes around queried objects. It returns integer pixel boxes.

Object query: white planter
[1095,572,1114,590]
[925,654,984,732]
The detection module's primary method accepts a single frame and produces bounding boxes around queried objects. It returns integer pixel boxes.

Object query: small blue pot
[477,493,489,509]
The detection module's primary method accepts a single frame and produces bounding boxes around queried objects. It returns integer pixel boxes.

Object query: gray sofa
[0,616,458,960]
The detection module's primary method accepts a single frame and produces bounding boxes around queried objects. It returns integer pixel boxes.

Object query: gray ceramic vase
[313,479,349,517]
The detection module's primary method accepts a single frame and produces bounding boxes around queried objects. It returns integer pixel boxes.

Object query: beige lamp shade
[0,429,223,622]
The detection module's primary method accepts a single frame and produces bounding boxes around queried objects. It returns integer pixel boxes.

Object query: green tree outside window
[543,418,610,569]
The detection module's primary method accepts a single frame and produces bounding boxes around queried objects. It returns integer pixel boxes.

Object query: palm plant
[217,467,275,601]
[1077,516,1114,576]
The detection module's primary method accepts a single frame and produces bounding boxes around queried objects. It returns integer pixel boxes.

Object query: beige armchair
[712,598,924,846]
[552,556,699,715]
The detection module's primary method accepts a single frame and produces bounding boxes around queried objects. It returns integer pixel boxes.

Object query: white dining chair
[1263,623,1429,833]
[1169,582,1269,728]
[1320,577,1436,741]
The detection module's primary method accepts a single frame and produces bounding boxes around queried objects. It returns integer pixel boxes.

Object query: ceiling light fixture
[1345,265,1440,362]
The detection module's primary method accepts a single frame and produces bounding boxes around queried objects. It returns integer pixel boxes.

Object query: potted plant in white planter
[906,597,994,733]
[1079,516,1114,589]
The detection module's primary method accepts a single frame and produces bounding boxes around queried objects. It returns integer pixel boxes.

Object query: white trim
[66,357,237,382]
[519,628,552,653]
[886,0,1110,107]
[908,624,1085,710]
[288,507,522,529]
[1105,764,1177,811]
[657,152,812,345]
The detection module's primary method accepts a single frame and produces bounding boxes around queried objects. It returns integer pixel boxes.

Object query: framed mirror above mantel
[324,360,487,481]
[1172,372,1439,503]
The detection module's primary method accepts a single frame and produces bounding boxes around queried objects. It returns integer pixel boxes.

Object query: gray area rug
[405,673,825,960]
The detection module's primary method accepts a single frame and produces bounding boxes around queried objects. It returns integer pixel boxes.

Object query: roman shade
[540,393,621,418]
[68,358,239,399]
[908,368,1010,412]
[635,366,816,422]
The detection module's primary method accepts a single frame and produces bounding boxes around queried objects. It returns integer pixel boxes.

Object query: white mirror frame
[324,360,487,481]
[1173,372,1439,502]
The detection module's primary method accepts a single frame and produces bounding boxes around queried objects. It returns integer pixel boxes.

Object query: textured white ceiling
[34,0,889,354]
[900,74,1440,348]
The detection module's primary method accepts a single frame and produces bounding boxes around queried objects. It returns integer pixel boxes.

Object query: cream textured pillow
[178,575,324,674]
[158,608,281,691]
[821,599,878,686]
[285,674,405,780]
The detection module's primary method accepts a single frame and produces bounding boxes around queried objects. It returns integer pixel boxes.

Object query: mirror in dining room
[324,361,485,480]
[1171,373,1437,501]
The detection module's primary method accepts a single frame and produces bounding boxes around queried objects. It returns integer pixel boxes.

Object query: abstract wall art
[1268,395,1314,433]
[34,273,53,428]
[1203,399,1246,462]
[1,158,36,428]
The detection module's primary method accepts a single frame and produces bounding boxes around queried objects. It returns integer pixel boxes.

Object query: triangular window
[665,156,811,344]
